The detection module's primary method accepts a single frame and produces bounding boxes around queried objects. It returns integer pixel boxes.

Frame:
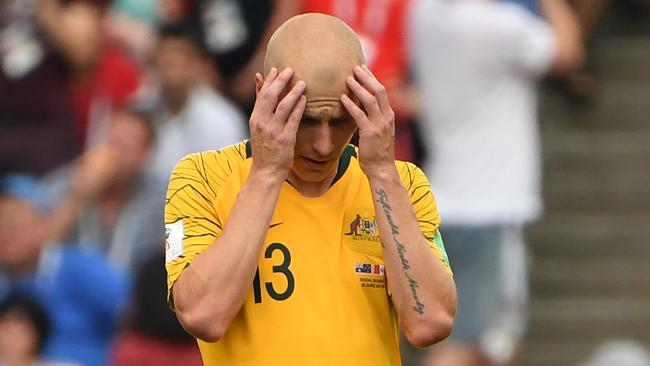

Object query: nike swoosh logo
[269,222,283,229]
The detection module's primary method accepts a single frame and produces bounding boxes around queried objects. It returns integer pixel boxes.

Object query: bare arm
[341,65,456,347]
[35,0,104,73]
[539,0,584,75]
[225,0,299,105]
[48,147,118,241]
[172,67,306,342]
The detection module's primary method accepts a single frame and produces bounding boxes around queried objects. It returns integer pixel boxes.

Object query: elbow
[176,305,227,342]
[549,43,585,76]
[172,271,231,342]
[404,311,455,348]
[174,287,229,342]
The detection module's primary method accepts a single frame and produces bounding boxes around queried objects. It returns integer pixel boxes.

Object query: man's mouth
[301,156,330,167]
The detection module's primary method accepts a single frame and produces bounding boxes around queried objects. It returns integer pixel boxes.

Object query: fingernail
[297,80,306,88]
[362,64,369,71]
[341,94,349,101]
[285,67,293,73]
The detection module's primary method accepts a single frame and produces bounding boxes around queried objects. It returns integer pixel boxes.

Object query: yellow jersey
[165,141,451,366]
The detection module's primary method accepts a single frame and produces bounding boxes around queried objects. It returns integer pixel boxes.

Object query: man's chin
[290,163,337,184]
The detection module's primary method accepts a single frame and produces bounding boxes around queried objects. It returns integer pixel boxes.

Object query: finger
[266,67,294,100]
[341,94,370,129]
[355,65,390,114]
[283,95,306,136]
[259,68,278,94]
[252,68,278,118]
[257,68,294,116]
[255,73,263,98]
[274,80,306,124]
[346,76,382,120]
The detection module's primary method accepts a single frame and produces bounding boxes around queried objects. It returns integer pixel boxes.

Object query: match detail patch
[165,220,184,263]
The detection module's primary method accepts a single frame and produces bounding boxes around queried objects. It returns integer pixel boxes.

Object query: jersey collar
[244,140,356,187]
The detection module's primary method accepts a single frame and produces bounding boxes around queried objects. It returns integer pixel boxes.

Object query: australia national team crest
[342,209,383,256]
[344,213,379,241]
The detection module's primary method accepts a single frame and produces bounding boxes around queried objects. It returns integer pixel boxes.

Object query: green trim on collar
[332,144,356,186]
[245,140,252,158]
[244,140,356,187]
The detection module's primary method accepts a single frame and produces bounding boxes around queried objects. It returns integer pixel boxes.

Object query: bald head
[264,13,365,104]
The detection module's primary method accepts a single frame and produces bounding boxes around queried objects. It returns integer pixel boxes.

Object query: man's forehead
[264,13,364,78]
[303,98,346,118]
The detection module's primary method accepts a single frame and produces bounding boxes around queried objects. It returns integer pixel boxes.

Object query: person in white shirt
[410,0,583,364]
[149,21,248,183]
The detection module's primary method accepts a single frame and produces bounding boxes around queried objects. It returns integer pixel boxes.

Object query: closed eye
[301,117,319,125]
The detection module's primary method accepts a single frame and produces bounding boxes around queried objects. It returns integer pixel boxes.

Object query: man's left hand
[341,65,397,179]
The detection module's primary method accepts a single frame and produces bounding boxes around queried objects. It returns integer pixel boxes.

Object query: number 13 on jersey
[253,242,295,303]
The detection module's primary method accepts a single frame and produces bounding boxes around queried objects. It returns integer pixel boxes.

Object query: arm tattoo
[376,188,425,315]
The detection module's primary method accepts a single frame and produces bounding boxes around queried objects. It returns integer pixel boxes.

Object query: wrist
[246,168,286,190]
[365,164,400,184]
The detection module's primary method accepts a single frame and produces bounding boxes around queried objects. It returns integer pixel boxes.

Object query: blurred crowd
[0,0,648,365]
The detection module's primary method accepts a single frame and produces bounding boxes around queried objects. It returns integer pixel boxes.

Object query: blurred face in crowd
[0,309,40,363]
[264,14,364,184]
[0,198,48,273]
[106,111,153,181]
[155,36,203,99]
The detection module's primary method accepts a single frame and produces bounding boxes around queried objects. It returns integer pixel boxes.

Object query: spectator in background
[159,0,299,111]
[0,295,51,366]
[410,0,583,365]
[303,0,422,164]
[73,37,143,150]
[111,253,202,366]
[0,0,107,176]
[0,175,130,366]
[46,106,165,271]
[106,0,158,62]
[147,21,247,183]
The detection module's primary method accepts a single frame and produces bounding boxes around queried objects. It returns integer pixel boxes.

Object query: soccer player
[164,13,456,365]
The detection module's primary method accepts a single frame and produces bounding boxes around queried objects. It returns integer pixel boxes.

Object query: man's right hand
[248,67,307,181]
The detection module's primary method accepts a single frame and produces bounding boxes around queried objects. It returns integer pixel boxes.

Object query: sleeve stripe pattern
[398,161,452,276]
[165,142,249,308]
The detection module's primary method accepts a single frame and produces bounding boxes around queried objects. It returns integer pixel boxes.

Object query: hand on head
[249,13,396,184]
[249,67,306,181]
[341,65,396,179]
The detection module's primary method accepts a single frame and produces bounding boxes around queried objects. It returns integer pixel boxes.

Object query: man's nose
[312,122,335,158]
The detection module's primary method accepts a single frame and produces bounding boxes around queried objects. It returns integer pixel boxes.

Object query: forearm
[539,0,584,74]
[174,171,283,341]
[369,168,456,347]
[251,0,299,71]
[227,0,298,102]
[48,193,85,241]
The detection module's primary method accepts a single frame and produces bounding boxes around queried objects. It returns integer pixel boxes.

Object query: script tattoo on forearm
[376,188,425,315]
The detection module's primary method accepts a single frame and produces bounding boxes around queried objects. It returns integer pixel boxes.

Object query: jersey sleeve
[164,142,248,308]
[398,162,452,276]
